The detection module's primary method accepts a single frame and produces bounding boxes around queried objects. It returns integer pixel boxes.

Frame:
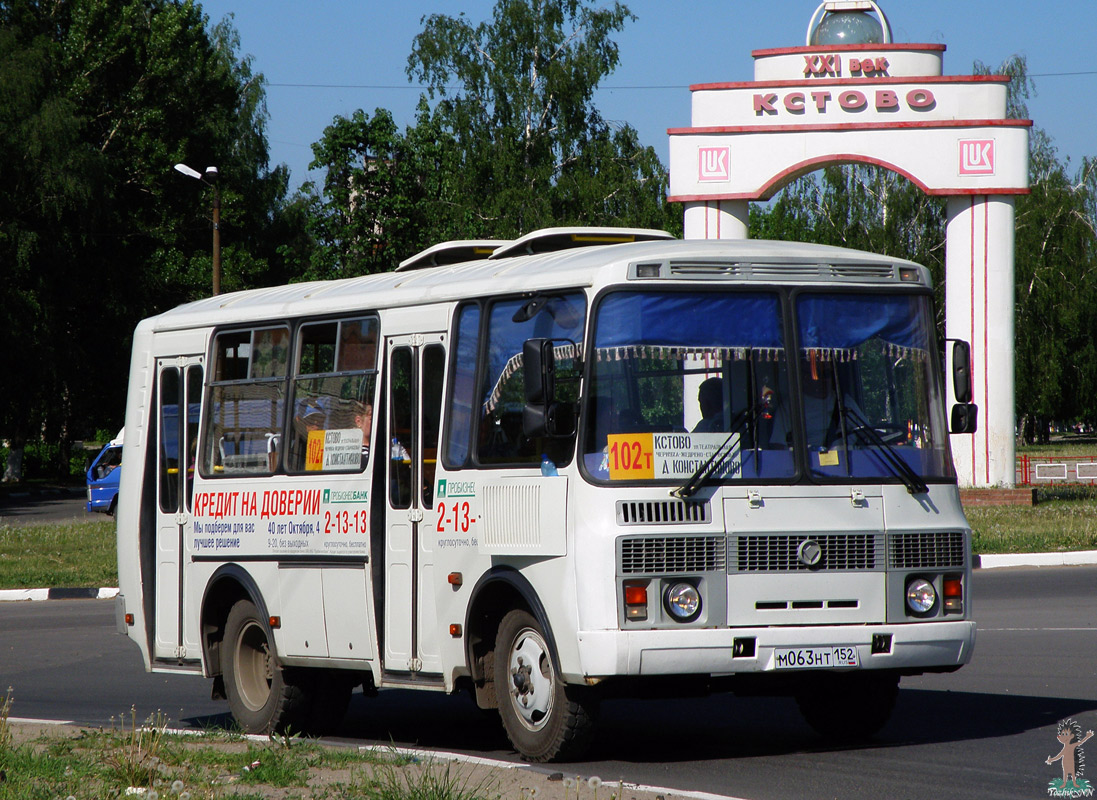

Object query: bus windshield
[583,290,796,482]
[582,289,953,486]
[796,292,953,483]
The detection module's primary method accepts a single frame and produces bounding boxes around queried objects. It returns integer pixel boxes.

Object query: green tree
[307,0,678,276]
[0,0,307,480]
[1012,133,1097,442]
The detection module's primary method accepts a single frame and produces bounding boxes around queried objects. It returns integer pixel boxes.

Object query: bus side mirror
[949,340,978,433]
[523,338,555,405]
[951,403,979,434]
[522,338,575,438]
[952,341,972,404]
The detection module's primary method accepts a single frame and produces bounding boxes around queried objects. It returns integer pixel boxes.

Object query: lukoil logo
[959,139,995,175]
[698,146,731,182]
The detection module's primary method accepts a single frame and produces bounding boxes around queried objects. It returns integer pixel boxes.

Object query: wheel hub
[508,630,553,730]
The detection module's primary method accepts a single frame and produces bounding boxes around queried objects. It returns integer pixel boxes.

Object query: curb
[974,549,1097,570]
[0,587,118,602]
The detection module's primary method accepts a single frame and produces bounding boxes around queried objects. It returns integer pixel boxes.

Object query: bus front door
[383,335,446,677]
[153,356,203,661]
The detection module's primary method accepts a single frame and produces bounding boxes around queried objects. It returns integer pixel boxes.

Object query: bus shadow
[184,687,1097,764]
[589,688,1097,763]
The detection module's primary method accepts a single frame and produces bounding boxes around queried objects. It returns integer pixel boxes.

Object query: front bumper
[575,620,975,678]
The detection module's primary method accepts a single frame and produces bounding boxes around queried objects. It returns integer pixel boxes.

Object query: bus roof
[140,231,928,334]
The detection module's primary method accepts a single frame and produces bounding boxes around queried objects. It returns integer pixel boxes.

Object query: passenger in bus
[354,401,373,467]
[692,378,725,432]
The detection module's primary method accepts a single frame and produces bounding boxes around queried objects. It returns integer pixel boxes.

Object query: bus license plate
[773,646,859,669]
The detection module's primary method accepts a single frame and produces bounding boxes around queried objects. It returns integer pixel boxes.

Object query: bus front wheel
[223,599,307,734]
[493,609,596,762]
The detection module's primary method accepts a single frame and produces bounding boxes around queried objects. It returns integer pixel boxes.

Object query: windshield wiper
[672,402,763,499]
[839,406,929,495]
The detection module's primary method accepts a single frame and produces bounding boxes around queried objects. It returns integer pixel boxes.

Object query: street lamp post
[173,163,221,296]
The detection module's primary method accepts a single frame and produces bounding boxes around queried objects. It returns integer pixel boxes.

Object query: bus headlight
[663,582,701,622]
[905,578,937,614]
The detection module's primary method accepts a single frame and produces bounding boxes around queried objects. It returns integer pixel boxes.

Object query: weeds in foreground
[0,686,12,776]
[103,706,171,788]
[360,756,500,800]
[1,715,636,800]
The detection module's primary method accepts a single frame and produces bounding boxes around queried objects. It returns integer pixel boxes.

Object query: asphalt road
[0,487,100,526]
[2,566,1095,800]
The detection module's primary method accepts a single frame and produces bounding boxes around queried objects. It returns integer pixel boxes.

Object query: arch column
[683,200,750,240]
[945,195,1016,487]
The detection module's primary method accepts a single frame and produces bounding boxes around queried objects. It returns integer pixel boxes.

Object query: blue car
[86,431,123,514]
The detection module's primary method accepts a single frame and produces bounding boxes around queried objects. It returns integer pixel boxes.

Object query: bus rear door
[154,356,204,661]
[382,334,446,677]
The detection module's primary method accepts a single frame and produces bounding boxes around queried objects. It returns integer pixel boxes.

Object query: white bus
[115,227,978,761]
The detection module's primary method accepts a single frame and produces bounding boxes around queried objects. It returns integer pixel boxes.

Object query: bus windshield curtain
[797,294,929,354]
[593,292,784,349]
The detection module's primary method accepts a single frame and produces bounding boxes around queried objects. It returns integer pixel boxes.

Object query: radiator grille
[733,533,880,572]
[616,499,709,525]
[620,535,726,575]
[889,532,965,569]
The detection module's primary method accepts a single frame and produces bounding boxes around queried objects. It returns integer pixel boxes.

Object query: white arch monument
[667,7,1030,488]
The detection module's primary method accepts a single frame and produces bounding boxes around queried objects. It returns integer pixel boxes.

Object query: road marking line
[979,627,1097,631]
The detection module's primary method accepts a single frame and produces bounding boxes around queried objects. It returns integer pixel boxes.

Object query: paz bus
[115,227,978,761]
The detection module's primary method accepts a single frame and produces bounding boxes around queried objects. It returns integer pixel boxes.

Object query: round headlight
[906,578,937,614]
[664,582,701,622]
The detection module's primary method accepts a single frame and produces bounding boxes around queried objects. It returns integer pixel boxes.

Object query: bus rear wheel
[493,609,596,762]
[223,599,308,735]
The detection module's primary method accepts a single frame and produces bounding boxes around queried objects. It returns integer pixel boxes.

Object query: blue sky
[197,0,1096,193]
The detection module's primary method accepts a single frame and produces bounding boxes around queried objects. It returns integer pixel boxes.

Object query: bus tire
[223,599,307,735]
[493,609,595,762]
[795,671,899,741]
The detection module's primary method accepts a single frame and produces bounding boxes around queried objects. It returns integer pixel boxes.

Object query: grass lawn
[0,519,117,589]
[967,500,1097,554]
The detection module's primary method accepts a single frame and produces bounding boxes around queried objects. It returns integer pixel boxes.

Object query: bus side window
[202,326,289,477]
[421,344,445,507]
[475,293,586,467]
[443,303,481,469]
[286,316,378,473]
[389,347,414,508]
